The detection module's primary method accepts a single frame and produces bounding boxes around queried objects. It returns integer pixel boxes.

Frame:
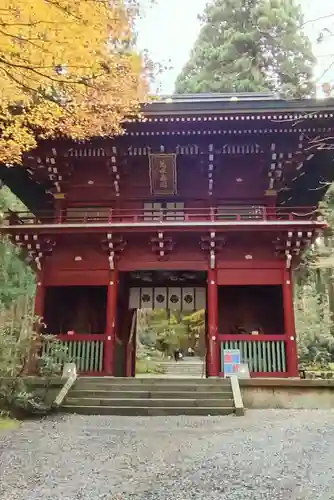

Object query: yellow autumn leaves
[0,0,147,163]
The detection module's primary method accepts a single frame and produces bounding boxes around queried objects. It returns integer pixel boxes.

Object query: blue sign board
[222,349,241,377]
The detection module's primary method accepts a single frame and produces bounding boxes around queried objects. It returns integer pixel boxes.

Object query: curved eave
[141,95,334,117]
[0,165,52,213]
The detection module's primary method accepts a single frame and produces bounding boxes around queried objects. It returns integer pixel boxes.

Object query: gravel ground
[1,410,334,500]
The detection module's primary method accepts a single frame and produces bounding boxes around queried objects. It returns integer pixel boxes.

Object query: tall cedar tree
[0,1,147,164]
[175,0,315,97]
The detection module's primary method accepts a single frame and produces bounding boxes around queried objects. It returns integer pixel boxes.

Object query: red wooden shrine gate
[1,93,332,377]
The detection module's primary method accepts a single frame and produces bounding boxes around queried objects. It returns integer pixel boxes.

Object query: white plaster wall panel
[195,287,206,310]
[168,287,182,310]
[140,287,153,309]
[182,287,195,311]
[154,287,167,309]
[129,287,141,309]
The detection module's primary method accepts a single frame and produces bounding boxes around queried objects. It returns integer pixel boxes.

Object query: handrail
[53,363,77,407]
[230,375,245,416]
[3,205,319,226]
[126,310,137,377]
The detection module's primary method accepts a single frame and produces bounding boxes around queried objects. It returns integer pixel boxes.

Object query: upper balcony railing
[2,205,320,227]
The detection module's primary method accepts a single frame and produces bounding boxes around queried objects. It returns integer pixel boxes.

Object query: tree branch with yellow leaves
[0,0,148,164]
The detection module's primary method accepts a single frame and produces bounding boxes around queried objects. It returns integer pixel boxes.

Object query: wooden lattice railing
[42,334,105,374]
[220,335,287,374]
[3,205,319,226]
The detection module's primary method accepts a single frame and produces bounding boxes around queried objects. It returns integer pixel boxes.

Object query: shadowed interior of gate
[218,285,284,335]
[41,277,287,376]
[44,285,107,334]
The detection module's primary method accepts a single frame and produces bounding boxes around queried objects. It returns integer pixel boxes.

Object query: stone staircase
[158,356,204,378]
[62,377,236,416]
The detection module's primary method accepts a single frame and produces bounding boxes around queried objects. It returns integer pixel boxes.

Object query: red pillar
[283,268,298,377]
[34,271,45,318]
[207,268,219,377]
[54,194,65,223]
[104,269,118,375]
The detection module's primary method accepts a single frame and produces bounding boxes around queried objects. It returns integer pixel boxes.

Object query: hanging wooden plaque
[149,153,177,195]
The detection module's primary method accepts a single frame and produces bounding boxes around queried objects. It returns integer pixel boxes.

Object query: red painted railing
[3,205,319,226]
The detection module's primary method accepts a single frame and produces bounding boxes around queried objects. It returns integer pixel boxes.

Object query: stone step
[61,405,235,416]
[69,390,233,399]
[163,367,203,372]
[164,371,203,374]
[159,363,203,367]
[75,378,229,386]
[77,377,229,384]
[148,366,202,370]
[163,372,203,377]
[73,384,230,393]
[63,377,235,416]
[163,364,203,369]
[159,358,203,363]
[66,397,235,408]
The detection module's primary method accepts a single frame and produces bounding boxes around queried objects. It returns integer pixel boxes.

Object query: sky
[300,0,334,94]
[137,0,207,93]
[137,0,334,95]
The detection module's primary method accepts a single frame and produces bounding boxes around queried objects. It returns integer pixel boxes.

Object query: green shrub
[0,315,70,419]
[135,358,166,374]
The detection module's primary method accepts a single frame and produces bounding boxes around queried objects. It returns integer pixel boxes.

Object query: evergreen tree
[175,0,315,98]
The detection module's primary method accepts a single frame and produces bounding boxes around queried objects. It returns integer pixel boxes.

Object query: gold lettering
[159,160,167,172]
[158,159,169,189]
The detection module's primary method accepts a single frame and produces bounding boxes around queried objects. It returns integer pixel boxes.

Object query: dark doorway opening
[218,285,284,335]
[44,285,107,335]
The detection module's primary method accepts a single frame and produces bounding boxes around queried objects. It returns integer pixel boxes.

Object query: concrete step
[155,363,204,372]
[160,360,203,363]
[163,365,203,370]
[74,378,230,386]
[69,390,233,399]
[159,362,203,367]
[163,367,203,373]
[65,397,235,408]
[73,384,230,393]
[149,371,203,374]
[61,405,235,416]
[63,377,235,417]
[76,377,229,384]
